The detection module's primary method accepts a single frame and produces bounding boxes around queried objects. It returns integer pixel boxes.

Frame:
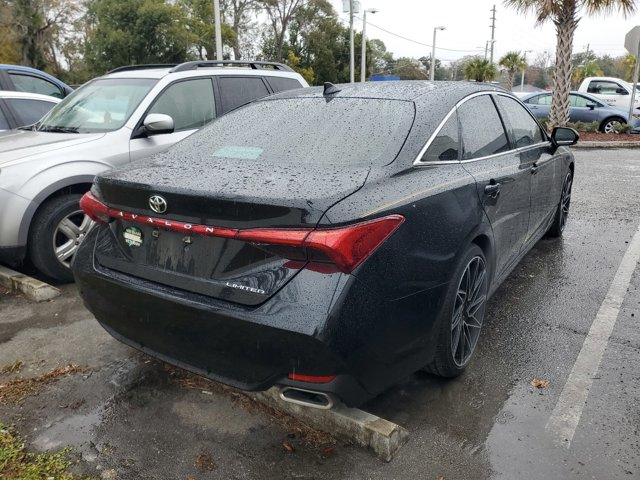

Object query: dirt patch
[579,132,640,142]
[164,364,336,448]
[0,364,88,404]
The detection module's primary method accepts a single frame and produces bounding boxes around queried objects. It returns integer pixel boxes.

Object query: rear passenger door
[458,93,532,279]
[215,76,272,115]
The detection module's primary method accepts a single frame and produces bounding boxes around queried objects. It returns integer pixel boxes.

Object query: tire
[425,244,488,377]
[600,117,624,134]
[546,170,573,238]
[28,193,94,283]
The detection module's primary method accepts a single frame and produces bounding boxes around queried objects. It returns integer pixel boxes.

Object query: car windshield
[36,78,157,133]
[179,97,415,166]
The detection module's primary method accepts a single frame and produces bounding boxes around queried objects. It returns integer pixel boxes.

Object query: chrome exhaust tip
[279,387,336,410]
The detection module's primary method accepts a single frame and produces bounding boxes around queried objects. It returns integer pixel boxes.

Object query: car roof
[0,90,62,102]
[263,80,505,104]
[0,64,71,89]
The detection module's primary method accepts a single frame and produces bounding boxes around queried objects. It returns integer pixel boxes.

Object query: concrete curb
[574,141,640,149]
[0,265,61,302]
[250,388,409,462]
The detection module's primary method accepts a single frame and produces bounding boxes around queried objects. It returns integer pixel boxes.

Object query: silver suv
[0,61,308,281]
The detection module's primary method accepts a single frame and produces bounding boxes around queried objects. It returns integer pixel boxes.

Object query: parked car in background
[0,65,73,98]
[0,91,60,131]
[0,61,308,282]
[577,76,640,112]
[521,90,640,133]
[74,81,578,408]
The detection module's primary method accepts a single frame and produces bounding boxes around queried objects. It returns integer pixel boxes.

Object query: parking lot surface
[1,148,639,479]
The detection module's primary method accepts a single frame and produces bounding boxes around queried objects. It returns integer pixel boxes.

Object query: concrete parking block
[0,265,60,302]
[249,387,409,462]
[573,141,640,149]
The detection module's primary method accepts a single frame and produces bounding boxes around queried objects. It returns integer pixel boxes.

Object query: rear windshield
[177,97,415,166]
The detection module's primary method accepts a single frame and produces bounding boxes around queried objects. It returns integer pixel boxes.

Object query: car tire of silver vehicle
[600,117,625,134]
[546,170,573,238]
[28,193,93,283]
[425,244,488,378]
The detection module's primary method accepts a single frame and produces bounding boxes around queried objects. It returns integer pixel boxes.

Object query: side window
[0,106,10,130]
[458,95,509,160]
[266,77,304,93]
[5,98,56,125]
[495,95,544,148]
[218,76,270,113]
[149,78,216,131]
[570,94,595,107]
[421,111,459,162]
[538,94,552,105]
[588,80,627,96]
[9,73,63,98]
[525,95,540,105]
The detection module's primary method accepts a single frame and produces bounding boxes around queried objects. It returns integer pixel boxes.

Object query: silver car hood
[0,129,106,166]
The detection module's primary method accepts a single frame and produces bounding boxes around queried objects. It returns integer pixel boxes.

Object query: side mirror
[586,103,596,110]
[143,113,174,135]
[550,127,579,148]
[615,88,629,95]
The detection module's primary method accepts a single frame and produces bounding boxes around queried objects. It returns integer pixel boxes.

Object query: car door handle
[484,183,501,198]
[531,164,539,175]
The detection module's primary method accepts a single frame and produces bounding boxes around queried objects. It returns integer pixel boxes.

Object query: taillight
[80,192,110,223]
[287,373,336,383]
[80,191,404,273]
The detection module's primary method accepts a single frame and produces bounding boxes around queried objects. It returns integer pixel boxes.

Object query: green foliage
[84,0,197,74]
[566,120,599,132]
[0,424,93,480]
[286,50,314,84]
[463,57,497,82]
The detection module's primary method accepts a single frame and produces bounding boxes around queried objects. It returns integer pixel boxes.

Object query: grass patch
[0,424,92,479]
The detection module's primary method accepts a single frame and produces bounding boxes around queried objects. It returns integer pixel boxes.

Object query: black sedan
[73,82,577,407]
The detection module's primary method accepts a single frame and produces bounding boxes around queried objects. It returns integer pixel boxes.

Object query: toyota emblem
[149,195,168,214]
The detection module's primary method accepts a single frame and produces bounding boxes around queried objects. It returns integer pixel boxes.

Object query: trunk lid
[92,157,370,306]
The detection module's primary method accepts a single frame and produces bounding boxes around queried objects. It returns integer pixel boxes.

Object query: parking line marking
[546,221,640,448]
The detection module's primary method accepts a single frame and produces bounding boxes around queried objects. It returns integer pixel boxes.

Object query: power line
[340,15,483,53]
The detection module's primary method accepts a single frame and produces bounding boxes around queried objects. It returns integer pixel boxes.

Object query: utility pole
[430,26,446,81]
[520,50,532,92]
[489,4,496,64]
[214,0,223,60]
[349,0,355,83]
[361,8,378,82]
[484,40,489,60]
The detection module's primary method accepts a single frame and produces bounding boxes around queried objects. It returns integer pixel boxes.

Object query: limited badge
[123,226,143,247]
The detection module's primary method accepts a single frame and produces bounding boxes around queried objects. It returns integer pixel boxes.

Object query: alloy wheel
[53,209,94,268]
[559,172,573,232]
[451,255,487,367]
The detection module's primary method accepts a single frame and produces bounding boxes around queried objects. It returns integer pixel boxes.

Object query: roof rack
[169,60,294,73]
[108,64,177,74]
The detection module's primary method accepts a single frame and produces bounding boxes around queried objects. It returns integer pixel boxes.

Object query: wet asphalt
[0,148,639,479]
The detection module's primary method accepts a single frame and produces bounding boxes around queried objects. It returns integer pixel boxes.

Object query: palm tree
[463,57,498,83]
[572,61,604,87]
[504,0,636,128]
[499,51,526,91]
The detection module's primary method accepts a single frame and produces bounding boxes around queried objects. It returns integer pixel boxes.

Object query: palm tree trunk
[549,9,579,128]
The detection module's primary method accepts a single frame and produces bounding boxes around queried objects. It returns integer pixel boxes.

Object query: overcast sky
[329,0,640,64]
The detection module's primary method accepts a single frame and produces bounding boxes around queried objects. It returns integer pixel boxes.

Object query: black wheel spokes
[452,256,487,367]
[560,174,572,230]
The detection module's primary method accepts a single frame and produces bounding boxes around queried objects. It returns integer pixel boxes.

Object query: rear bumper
[74,228,448,407]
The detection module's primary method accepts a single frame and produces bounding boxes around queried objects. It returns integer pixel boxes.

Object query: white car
[0,90,60,131]
[577,76,640,111]
[0,61,308,281]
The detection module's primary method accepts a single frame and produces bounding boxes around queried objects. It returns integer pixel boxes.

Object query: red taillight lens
[287,373,336,383]
[305,215,404,272]
[80,192,110,223]
[79,191,404,273]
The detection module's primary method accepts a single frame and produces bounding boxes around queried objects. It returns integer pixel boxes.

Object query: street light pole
[361,8,378,82]
[349,0,355,83]
[520,50,532,92]
[430,26,445,81]
[214,0,223,60]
